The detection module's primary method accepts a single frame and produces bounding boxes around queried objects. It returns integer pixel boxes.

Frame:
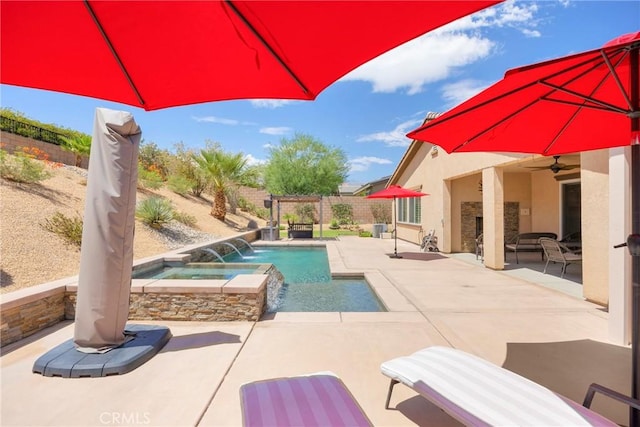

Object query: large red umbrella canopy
[1,0,500,111]
[407,31,640,155]
[367,185,428,258]
[407,31,640,426]
[366,185,428,199]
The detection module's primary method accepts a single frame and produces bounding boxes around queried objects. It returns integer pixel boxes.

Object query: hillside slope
[0,164,264,294]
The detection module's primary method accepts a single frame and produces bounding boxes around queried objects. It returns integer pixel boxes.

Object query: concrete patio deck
[1,236,631,426]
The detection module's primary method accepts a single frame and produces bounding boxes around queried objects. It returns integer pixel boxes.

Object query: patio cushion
[381,346,617,426]
[240,372,372,426]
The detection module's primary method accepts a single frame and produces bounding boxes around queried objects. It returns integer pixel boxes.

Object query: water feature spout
[203,248,225,263]
[221,242,244,258]
[234,238,255,253]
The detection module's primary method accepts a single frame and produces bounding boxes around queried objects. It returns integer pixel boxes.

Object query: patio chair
[240,372,372,426]
[381,346,640,426]
[539,237,582,278]
[420,229,439,252]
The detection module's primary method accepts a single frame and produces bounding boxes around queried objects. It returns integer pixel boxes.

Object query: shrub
[358,230,373,237]
[294,203,316,223]
[331,203,353,225]
[167,175,194,196]
[136,197,174,228]
[255,207,270,220]
[371,202,392,224]
[137,164,164,189]
[329,218,340,229]
[0,148,52,183]
[41,212,83,248]
[173,211,197,227]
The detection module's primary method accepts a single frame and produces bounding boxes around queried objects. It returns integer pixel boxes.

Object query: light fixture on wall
[478,179,483,193]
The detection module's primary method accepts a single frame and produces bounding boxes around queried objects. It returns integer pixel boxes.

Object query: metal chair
[539,237,582,278]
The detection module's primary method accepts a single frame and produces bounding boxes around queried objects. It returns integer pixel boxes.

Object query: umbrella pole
[391,196,402,258]
[631,144,640,427]
[631,43,639,427]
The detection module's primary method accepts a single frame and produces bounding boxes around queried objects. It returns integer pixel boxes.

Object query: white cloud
[348,156,392,173]
[260,127,292,135]
[192,116,255,126]
[340,0,542,94]
[357,118,423,147]
[441,79,493,108]
[250,99,296,109]
[244,153,266,166]
[263,143,276,150]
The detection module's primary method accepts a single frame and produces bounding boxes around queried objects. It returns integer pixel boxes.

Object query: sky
[1,0,638,186]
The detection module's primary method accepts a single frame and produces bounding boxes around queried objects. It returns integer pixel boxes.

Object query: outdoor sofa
[504,232,557,263]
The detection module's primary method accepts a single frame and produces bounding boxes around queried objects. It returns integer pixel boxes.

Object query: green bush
[173,210,197,227]
[138,164,164,189]
[41,212,83,248]
[371,202,392,224]
[358,230,373,237]
[167,175,194,196]
[329,218,340,229]
[294,203,315,223]
[136,197,174,228]
[331,203,353,225]
[0,149,52,183]
[255,207,270,220]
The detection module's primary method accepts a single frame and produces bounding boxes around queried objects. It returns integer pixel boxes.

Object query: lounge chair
[539,237,582,278]
[381,346,639,426]
[240,372,372,426]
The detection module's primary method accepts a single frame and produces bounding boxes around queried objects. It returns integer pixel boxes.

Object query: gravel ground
[0,164,264,294]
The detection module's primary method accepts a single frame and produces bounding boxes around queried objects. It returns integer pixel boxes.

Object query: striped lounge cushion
[240,372,372,427]
[381,346,616,426]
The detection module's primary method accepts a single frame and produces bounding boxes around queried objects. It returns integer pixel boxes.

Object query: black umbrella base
[388,253,403,259]
[32,324,171,378]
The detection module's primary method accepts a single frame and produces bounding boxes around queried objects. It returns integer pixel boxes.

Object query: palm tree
[59,134,91,167]
[193,148,248,221]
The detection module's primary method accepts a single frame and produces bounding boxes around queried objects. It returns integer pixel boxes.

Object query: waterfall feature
[233,238,255,253]
[202,248,225,263]
[220,242,244,258]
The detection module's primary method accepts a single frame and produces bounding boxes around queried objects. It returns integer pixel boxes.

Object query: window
[397,197,421,224]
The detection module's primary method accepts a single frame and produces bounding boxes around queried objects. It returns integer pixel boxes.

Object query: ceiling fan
[527,156,580,174]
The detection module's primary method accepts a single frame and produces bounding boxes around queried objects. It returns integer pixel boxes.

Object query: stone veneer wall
[2,291,66,346]
[64,289,266,323]
[460,202,519,252]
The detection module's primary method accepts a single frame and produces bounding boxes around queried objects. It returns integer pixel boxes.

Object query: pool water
[223,246,386,313]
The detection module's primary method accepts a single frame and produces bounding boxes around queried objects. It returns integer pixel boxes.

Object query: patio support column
[442,179,452,253]
[482,167,504,270]
[609,147,632,345]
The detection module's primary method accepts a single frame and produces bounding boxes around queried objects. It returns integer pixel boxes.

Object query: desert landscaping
[0,163,264,294]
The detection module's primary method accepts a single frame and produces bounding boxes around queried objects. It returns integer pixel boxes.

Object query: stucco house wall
[388,135,613,309]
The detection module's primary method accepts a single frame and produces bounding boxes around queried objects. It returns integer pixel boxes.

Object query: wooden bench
[505,232,557,264]
[288,222,313,239]
[382,346,639,426]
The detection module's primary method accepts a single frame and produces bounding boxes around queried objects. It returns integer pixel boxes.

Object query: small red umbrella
[0,0,500,111]
[407,32,640,425]
[367,185,428,258]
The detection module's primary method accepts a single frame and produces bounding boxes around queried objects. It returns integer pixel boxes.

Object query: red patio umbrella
[407,31,640,425]
[367,185,428,258]
[1,0,502,355]
[0,0,500,111]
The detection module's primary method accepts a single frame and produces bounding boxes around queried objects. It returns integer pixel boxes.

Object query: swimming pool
[132,264,263,280]
[220,246,385,312]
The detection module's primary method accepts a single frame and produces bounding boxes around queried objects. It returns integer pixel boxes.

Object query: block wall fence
[1,130,89,168]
